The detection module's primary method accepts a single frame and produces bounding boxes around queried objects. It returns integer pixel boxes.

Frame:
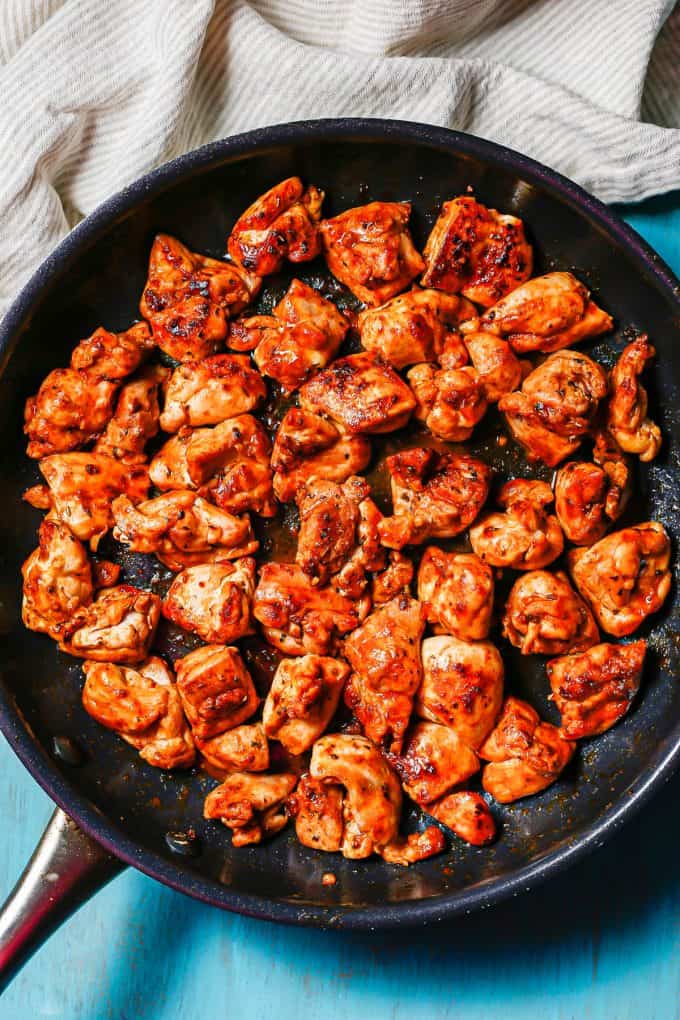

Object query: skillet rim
[0,117,679,929]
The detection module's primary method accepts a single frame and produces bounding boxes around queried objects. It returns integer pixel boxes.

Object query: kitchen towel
[1,0,679,318]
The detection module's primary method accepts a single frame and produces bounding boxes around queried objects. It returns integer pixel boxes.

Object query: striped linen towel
[1,0,679,317]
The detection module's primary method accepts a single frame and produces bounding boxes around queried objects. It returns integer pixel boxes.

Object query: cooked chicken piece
[343,595,426,754]
[175,644,259,740]
[378,448,492,549]
[197,722,269,772]
[299,352,416,435]
[204,771,297,846]
[480,272,612,353]
[417,548,494,640]
[160,355,266,432]
[92,560,121,589]
[421,196,532,306]
[418,635,504,749]
[112,491,257,571]
[22,519,93,640]
[607,336,662,461]
[469,479,564,570]
[504,570,599,655]
[262,654,349,755]
[547,640,646,739]
[288,774,345,852]
[388,721,480,804]
[24,323,153,459]
[407,363,488,442]
[554,431,631,545]
[378,827,446,866]
[499,350,608,467]
[271,408,372,502]
[227,177,323,275]
[461,331,526,402]
[149,414,275,517]
[230,280,349,393]
[428,791,496,846]
[94,365,168,462]
[162,558,255,643]
[253,563,366,655]
[371,551,414,605]
[479,696,576,803]
[357,287,475,369]
[139,233,260,361]
[320,201,425,306]
[568,522,671,636]
[59,585,161,664]
[82,656,195,769]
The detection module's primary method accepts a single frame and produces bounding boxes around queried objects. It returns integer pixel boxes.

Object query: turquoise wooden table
[1,195,679,1020]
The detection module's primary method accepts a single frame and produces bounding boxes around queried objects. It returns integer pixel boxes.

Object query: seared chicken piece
[204,771,297,846]
[417,548,494,640]
[197,722,269,773]
[418,635,504,749]
[22,519,93,640]
[59,585,161,664]
[288,774,345,852]
[469,479,564,570]
[299,351,416,435]
[547,640,646,739]
[461,331,525,402]
[481,272,612,353]
[271,408,372,502]
[262,654,350,755]
[140,233,260,361]
[388,721,480,804]
[94,365,168,462]
[253,563,367,656]
[554,430,631,545]
[378,827,446,866]
[343,595,426,754]
[422,196,532,305]
[504,570,599,655]
[320,201,425,306]
[24,322,153,459]
[428,791,496,846]
[371,552,414,605]
[82,656,195,769]
[378,448,492,549]
[607,336,662,461]
[162,558,256,643]
[112,491,257,571]
[175,644,259,740]
[149,414,275,517]
[408,363,488,442]
[479,696,575,803]
[160,355,266,432]
[357,287,475,369]
[230,279,349,393]
[568,522,671,636]
[227,177,323,275]
[499,350,608,467]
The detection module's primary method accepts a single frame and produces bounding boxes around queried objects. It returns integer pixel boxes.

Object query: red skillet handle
[0,808,124,991]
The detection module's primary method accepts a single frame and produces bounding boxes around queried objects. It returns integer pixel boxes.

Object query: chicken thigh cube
[389,721,480,804]
[228,177,323,275]
[469,479,564,570]
[204,771,297,846]
[554,431,631,545]
[197,722,269,772]
[461,331,525,402]
[160,355,266,431]
[262,654,350,755]
[408,363,488,442]
[417,548,494,641]
[428,791,496,846]
[288,775,344,852]
[271,408,372,502]
[22,519,93,640]
[503,570,599,655]
[607,336,662,461]
[59,585,161,664]
[162,558,255,643]
[94,364,168,461]
[175,644,259,741]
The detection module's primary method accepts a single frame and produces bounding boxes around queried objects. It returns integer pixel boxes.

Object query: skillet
[0,118,678,986]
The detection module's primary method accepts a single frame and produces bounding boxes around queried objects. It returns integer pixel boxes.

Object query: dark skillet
[0,120,678,979]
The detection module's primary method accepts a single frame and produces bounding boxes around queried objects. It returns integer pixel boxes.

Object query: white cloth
[1,0,679,318]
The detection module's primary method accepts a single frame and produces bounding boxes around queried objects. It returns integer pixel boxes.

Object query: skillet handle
[0,807,124,992]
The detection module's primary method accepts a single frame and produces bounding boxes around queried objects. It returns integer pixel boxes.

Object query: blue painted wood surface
[1,196,679,1020]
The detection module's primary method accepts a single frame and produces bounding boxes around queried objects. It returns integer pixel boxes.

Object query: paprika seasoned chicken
[140,233,260,362]
[262,654,350,755]
[204,771,297,846]
[112,491,258,571]
[479,697,576,803]
[417,548,494,641]
[320,201,425,306]
[22,518,94,640]
[460,330,526,402]
[428,791,497,846]
[421,195,533,306]
[82,656,195,769]
[388,721,480,804]
[469,479,564,570]
[407,363,488,442]
[480,271,612,353]
[197,722,269,773]
[227,177,323,275]
[568,522,671,636]
[378,448,492,549]
[288,774,345,852]
[94,364,168,462]
[499,349,608,467]
[607,336,662,461]
[175,644,259,741]
[547,640,646,740]
[554,430,631,545]
[162,558,256,644]
[270,408,372,502]
[371,551,414,605]
[504,570,599,655]
[160,354,266,432]
[59,585,161,664]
